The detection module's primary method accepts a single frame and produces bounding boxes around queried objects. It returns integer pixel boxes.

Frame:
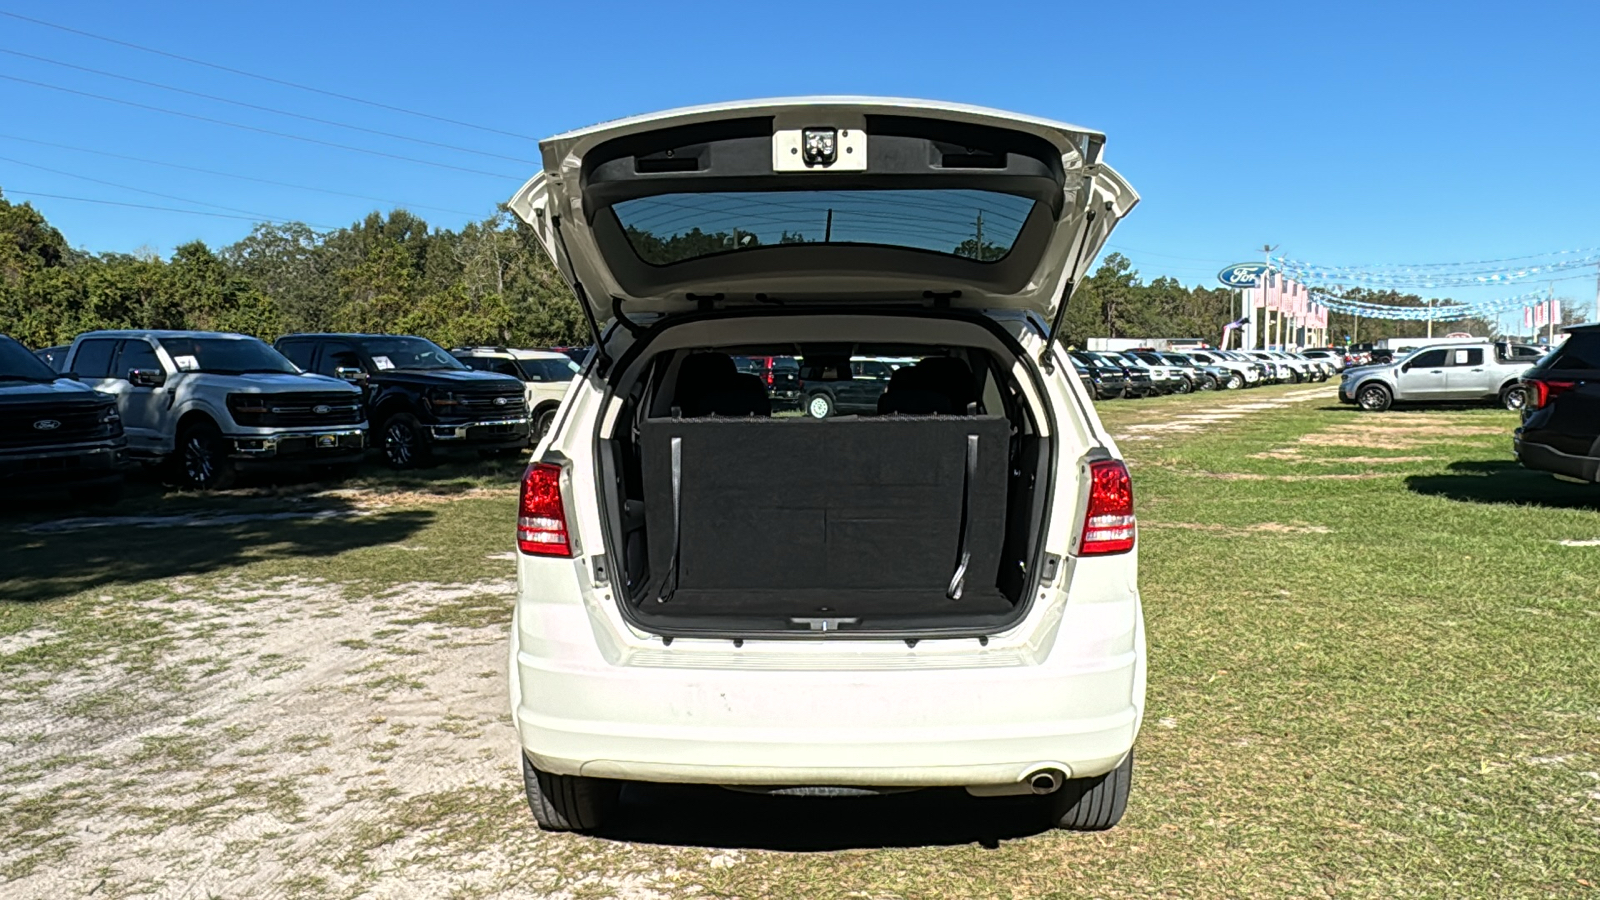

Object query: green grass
[3,386,1597,898]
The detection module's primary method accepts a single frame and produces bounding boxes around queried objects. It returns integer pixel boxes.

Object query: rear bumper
[0,441,128,489]
[511,573,1145,789]
[1514,433,1600,482]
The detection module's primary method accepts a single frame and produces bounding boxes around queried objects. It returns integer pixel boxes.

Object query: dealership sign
[1217,262,1272,288]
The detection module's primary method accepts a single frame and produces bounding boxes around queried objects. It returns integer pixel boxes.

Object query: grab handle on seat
[947,433,979,600]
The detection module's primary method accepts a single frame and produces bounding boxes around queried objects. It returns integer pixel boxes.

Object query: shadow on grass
[604,784,1051,851]
[1405,460,1600,510]
[0,495,434,603]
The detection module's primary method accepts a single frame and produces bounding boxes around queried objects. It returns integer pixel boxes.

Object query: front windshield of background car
[518,357,581,382]
[355,337,467,371]
[0,336,60,381]
[156,336,298,376]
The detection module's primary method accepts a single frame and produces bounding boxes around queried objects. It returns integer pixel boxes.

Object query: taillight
[1524,378,1577,410]
[1079,459,1135,555]
[517,463,572,557]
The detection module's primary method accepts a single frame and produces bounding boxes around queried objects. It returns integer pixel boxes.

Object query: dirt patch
[1249,449,1438,465]
[1294,422,1506,452]
[1183,471,1393,482]
[1150,522,1332,535]
[316,486,517,510]
[0,576,689,898]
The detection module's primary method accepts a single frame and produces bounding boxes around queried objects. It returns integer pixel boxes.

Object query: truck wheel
[521,753,619,833]
[1227,373,1244,390]
[178,422,236,490]
[534,408,558,441]
[1357,383,1392,412]
[382,414,429,469]
[1173,377,1192,394]
[1048,751,1133,831]
[806,393,834,419]
[1500,384,1528,411]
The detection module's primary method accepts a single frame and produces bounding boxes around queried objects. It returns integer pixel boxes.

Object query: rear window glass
[1549,333,1600,370]
[614,190,1035,265]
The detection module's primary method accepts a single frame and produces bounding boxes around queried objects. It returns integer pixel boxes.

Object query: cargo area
[598,342,1053,635]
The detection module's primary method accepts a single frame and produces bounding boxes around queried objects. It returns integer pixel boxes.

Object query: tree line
[0,190,587,351]
[0,190,1552,353]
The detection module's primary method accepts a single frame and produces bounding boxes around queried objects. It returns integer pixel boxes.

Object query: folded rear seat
[637,415,1011,623]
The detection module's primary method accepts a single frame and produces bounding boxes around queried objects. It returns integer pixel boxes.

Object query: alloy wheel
[184,435,214,487]
[1359,385,1390,412]
[386,421,415,466]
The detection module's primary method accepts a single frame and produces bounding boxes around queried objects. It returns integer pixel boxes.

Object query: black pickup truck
[0,335,128,501]
[275,333,529,468]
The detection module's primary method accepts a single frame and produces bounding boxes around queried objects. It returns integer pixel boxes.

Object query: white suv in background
[451,347,582,440]
[504,98,1146,834]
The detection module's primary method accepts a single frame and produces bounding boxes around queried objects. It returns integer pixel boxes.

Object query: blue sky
[3,0,1597,327]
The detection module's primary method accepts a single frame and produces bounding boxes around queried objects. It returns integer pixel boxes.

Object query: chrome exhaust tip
[1028,769,1064,795]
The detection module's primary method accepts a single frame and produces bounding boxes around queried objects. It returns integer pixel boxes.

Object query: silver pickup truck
[63,330,367,488]
[1339,341,1537,411]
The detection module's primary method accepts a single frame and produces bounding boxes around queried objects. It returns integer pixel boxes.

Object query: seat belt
[946,433,979,600]
[656,435,682,603]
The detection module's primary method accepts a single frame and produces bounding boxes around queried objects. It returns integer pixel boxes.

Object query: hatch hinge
[923,290,962,309]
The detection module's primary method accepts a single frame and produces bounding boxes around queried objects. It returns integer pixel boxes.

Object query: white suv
[505,98,1146,833]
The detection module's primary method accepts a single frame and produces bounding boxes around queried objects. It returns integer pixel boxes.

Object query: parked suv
[1339,341,1533,411]
[62,330,364,489]
[1,335,128,501]
[797,356,895,418]
[1515,324,1600,481]
[1188,349,1259,389]
[504,98,1145,834]
[735,355,803,411]
[276,334,529,468]
[451,347,582,441]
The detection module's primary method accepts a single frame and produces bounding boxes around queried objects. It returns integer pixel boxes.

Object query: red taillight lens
[1080,459,1135,555]
[1524,378,1576,411]
[517,463,572,557]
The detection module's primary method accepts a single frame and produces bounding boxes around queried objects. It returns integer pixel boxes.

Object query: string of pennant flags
[1240,273,1561,330]
[1273,248,1600,289]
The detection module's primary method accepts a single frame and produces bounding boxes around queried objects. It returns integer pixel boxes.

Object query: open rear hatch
[509,99,1137,637]
[508,97,1136,319]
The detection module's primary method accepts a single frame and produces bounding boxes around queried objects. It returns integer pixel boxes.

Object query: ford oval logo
[33,419,61,431]
[312,405,331,415]
[1217,262,1272,288]
[494,396,508,406]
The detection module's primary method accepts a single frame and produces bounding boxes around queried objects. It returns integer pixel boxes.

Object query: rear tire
[521,753,619,833]
[1357,383,1393,412]
[1500,384,1528,411]
[177,422,236,490]
[806,393,834,419]
[1049,751,1133,831]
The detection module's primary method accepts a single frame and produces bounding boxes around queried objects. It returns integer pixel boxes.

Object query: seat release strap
[947,433,979,600]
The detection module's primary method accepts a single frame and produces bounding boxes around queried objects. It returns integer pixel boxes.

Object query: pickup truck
[1,335,128,502]
[275,333,528,467]
[62,330,367,489]
[1340,341,1533,411]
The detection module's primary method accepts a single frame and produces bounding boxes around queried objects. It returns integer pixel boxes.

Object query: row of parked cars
[1069,347,1341,400]
[2,329,591,498]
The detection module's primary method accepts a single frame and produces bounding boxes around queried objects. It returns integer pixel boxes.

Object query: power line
[0,46,538,165]
[0,73,520,179]
[6,189,310,224]
[0,133,485,218]
[0,154,327,224]
[0,9,540,142]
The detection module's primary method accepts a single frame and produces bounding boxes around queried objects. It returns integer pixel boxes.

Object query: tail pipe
[1028,769,1065,795]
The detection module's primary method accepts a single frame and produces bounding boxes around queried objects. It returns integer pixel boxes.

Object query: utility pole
[1549,282,1556,345]
[1426,298,1434,339]
[972,211,985,260]
[1594,262,1599,325]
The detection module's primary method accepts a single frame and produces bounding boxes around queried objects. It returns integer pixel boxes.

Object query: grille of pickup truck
[452,386,526,420]
[0,402,114,449]
[227,392,365,428]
